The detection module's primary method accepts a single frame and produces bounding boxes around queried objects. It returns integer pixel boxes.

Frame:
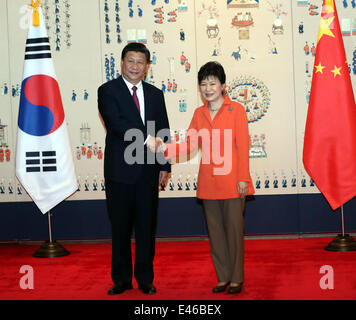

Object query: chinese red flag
[303,0,356,210]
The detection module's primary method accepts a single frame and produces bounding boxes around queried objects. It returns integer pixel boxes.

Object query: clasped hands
[146,135,166,153]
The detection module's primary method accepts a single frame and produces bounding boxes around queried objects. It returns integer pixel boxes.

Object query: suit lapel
[143,81,151,127]
[202,103,213,126]
[114,76,144,125]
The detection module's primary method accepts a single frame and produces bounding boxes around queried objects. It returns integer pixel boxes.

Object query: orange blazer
[165,95,255,199]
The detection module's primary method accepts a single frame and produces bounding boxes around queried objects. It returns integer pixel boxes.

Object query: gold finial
[31,0,41,26]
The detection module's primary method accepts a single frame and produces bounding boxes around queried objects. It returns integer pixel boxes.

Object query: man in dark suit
[98,43,170,295]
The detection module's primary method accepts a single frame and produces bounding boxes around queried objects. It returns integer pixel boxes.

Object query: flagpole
[18,2,77,258]
[301,0,356,252]
[33,211,70,258]
[325,205,356,252]
[48,210,53,243]
[340,205,345,237]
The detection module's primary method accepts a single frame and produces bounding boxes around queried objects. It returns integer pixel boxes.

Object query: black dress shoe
[227,283,243,294]
[138,283,156,294]
[212,282,230,293]
[108,282,133,295]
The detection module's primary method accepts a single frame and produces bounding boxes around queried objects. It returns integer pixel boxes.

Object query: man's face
[121,51,148,85]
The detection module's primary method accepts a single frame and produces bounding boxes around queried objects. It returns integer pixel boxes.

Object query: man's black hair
[121,42,151,62]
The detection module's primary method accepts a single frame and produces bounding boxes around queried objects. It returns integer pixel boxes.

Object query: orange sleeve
[235,105,251,182]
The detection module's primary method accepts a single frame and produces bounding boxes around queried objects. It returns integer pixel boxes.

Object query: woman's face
[199,76,225,104]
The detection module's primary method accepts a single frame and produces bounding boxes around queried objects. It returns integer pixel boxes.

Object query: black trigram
[26,151,57,172]
[25,37,51,60]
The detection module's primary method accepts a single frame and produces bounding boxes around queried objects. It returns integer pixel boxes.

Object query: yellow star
[330,65,341,77]
[324,0,335,15]
[315,62,325,74]
[317,15,335,42]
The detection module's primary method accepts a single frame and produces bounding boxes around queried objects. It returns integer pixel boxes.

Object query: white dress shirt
[122,76,145,123]
[122,76,151,144]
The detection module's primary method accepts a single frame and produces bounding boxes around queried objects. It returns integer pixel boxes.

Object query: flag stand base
[324,234,356,252]
[33,240,70,258]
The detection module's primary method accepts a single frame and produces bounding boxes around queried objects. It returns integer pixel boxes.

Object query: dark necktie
[132,86,141,113]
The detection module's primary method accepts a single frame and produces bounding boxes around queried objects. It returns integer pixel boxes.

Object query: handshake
[146,135,167,153]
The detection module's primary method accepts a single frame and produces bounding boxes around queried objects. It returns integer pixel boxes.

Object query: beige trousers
[203,198,245,284]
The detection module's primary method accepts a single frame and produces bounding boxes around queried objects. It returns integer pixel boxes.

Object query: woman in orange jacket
[156,61,254,294]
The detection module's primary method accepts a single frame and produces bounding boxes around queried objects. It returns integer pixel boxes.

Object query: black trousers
[105,171,159,285]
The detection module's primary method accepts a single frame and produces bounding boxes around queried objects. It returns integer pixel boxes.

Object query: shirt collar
[122,76,143,91]
[203,93,232,109]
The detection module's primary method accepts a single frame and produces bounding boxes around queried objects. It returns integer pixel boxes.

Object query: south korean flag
[16,2,77,214]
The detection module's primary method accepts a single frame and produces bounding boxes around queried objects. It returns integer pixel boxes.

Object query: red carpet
[1,237,356,300]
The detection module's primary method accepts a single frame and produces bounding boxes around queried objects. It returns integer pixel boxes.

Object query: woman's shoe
[227,283,243,294]
[212,282,230,293]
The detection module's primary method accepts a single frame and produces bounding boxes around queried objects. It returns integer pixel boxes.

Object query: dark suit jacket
[98,76,171,184]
